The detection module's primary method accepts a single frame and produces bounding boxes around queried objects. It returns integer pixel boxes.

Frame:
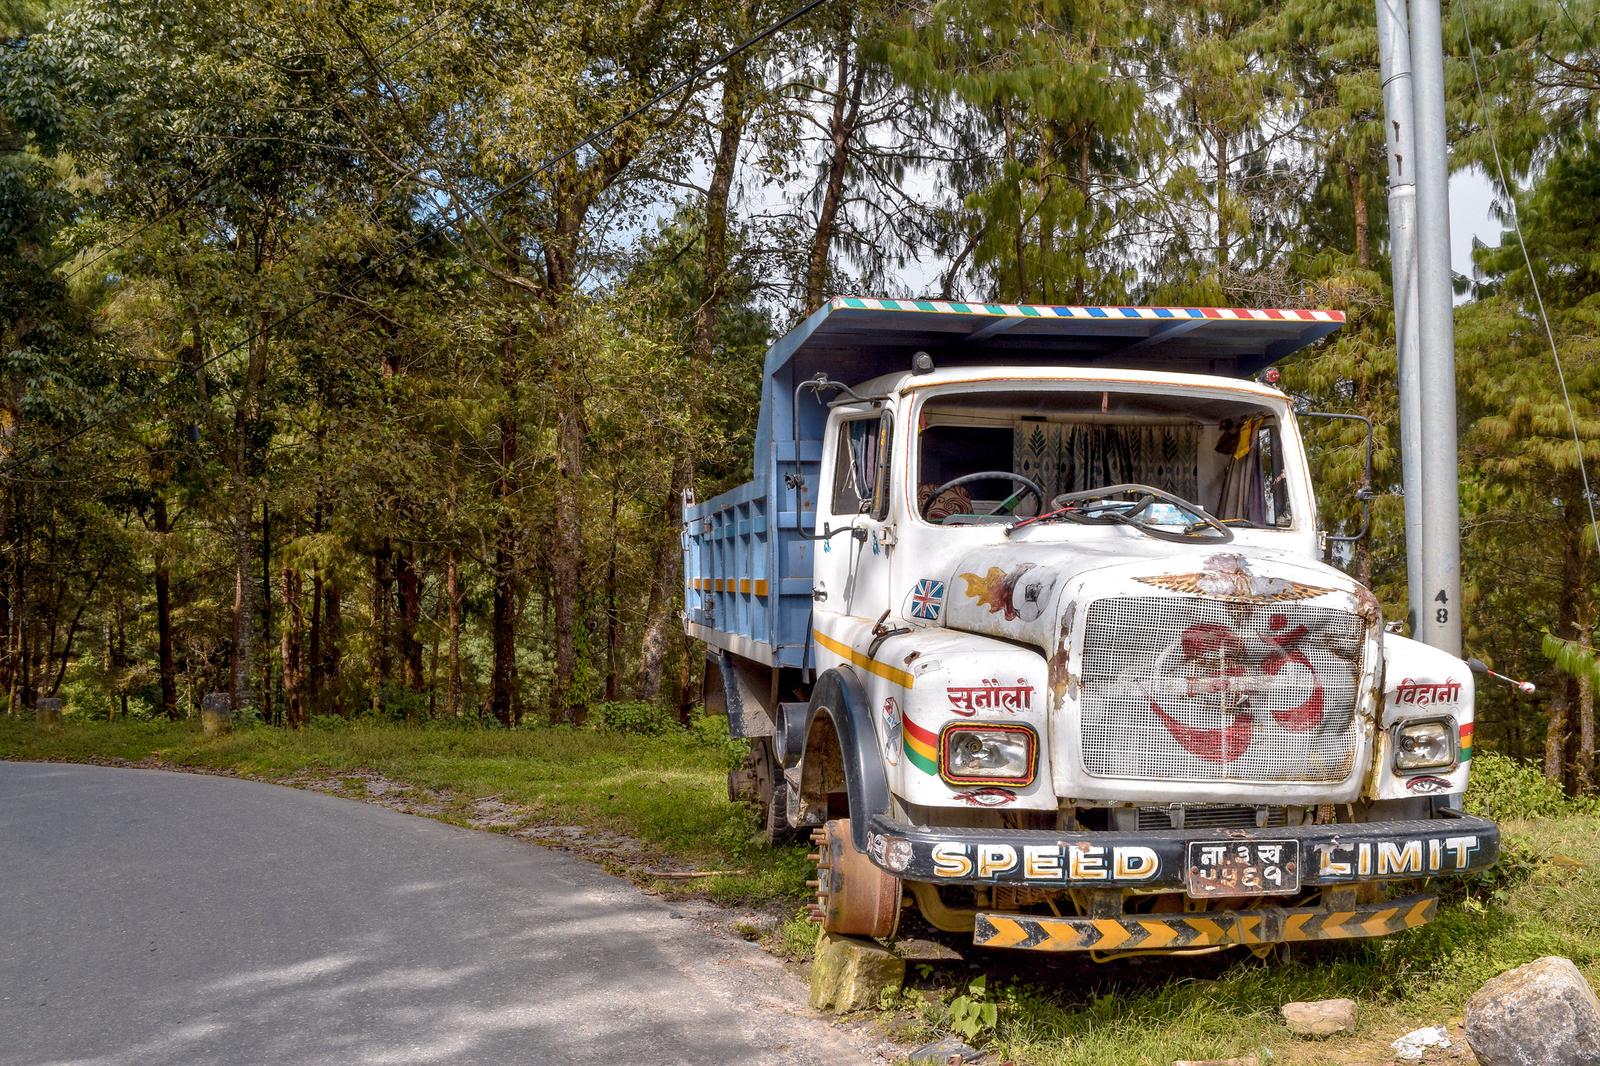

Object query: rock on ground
[1392,1025,1453,1062]
[907,1035,982,1063]
[808,931,905,1013]
[1281,998,1358,1037]
[1464,956,1600,1066]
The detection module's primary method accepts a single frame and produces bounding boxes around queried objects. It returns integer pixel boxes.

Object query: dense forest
[1,0,1597,786]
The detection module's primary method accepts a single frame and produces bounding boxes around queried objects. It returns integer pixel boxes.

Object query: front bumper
[975,894,1437,952]
[864,809,1498,890]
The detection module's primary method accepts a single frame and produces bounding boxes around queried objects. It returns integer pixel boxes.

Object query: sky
[1451,166,1505,297]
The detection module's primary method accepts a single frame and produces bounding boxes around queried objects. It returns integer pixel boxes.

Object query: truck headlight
[1394,719,1455,771]
[939,724,1036,786]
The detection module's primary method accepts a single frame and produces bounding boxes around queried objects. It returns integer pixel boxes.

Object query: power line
[44,0,492,281]
[1457,0,1600,556]
[3,0,830,477]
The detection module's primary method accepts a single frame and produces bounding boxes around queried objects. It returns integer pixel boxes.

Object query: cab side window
[831,414,893,519]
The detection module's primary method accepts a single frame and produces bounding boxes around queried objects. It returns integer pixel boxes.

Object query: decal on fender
[881,697,901,767]
[1394,678,1463,706]
[902,714,938,776]
[908,578,944,621]
[948,678,1033,714]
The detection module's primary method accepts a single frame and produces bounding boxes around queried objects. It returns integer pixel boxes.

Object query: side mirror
[869,408,894,520]
[1300,411,1374,543]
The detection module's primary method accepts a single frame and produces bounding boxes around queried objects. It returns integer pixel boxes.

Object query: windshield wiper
[1007,483,1234,543]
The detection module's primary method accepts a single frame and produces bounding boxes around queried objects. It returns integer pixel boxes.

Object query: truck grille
[1080,596,1366,783]
[1134,804,1288,830]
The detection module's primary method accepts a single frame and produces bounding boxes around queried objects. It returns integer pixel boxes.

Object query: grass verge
[0,714,812,907]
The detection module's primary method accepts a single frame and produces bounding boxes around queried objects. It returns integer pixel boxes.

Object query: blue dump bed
[681,297,1345,667]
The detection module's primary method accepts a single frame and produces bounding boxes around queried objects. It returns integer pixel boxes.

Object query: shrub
[1466,751,1600,819]
[688,710,749,770]
[373,682,429,722]
[593,700,677,736]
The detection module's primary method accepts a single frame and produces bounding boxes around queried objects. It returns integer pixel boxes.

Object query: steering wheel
[1049,483,1233,543]
[922,471,1044,520]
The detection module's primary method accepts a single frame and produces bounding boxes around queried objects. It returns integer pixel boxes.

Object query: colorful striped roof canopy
[765,296,1345,383]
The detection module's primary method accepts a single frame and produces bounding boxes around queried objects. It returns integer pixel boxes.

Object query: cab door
[815,403,896,619]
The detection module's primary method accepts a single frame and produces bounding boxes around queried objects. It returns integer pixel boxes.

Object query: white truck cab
[685,298,1495,955]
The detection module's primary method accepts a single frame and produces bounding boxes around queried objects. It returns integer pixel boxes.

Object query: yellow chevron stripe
[1185,917,1225,944]
[1404,898,1434,927]
[981,917,1030,949]
[1093,920,1133,951]
[1137,921,1180,949]
[1043,924,1089,950]
[1236,915,1262,943]
[1360,906,1399,936]
[1322,910,1355,937]
[813,629,916,689]
[1284,912,1314,939]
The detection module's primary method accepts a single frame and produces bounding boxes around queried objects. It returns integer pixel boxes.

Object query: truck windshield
[917,388,1293,529]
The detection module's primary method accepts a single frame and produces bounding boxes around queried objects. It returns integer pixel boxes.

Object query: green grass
[7,718,1597,1064]
[0,714,812,905]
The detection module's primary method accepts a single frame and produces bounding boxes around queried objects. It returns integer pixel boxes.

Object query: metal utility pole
[1406,0,1462,654]
[1376,0,1426,636]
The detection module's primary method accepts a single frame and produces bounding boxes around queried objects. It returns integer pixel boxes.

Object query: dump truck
[683,296,1497,956]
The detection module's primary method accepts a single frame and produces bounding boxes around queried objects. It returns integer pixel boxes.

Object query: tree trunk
[1547,693,1569,783]
[1556,496,1585,791]
[550,379,584,724]
[491,333,520,727]
[260,501,273,723]
[153,494,178,719]
[8,532,24,714]
[324,579,343,716]
[395,543,424,689]
[804,11,862,313]
[281,566,306,728]
[1579,613,1595,793]
[1215,129,1230,278]
[446,546,462,717]
[229,476,256,714]
[1350,165,1371,268]
[308,498,324,714]
[371,538,394,711]
[604,486,621,702]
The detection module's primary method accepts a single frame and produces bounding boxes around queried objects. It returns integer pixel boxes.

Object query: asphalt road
[0,762,875,1066]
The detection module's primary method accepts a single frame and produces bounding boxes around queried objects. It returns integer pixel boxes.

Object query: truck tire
[809,817,901,938]
[729,737,801,846]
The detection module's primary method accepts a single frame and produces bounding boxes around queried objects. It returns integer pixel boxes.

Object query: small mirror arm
[789,374,869,542]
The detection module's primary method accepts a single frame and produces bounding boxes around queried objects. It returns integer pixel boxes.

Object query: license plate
[1186,839,1301,897]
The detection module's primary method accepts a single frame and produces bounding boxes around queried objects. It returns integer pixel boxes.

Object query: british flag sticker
[908,579,945,622]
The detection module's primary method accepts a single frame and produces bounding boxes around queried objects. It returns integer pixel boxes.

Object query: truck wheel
[729,738,801,845]
[807,817,901,939]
